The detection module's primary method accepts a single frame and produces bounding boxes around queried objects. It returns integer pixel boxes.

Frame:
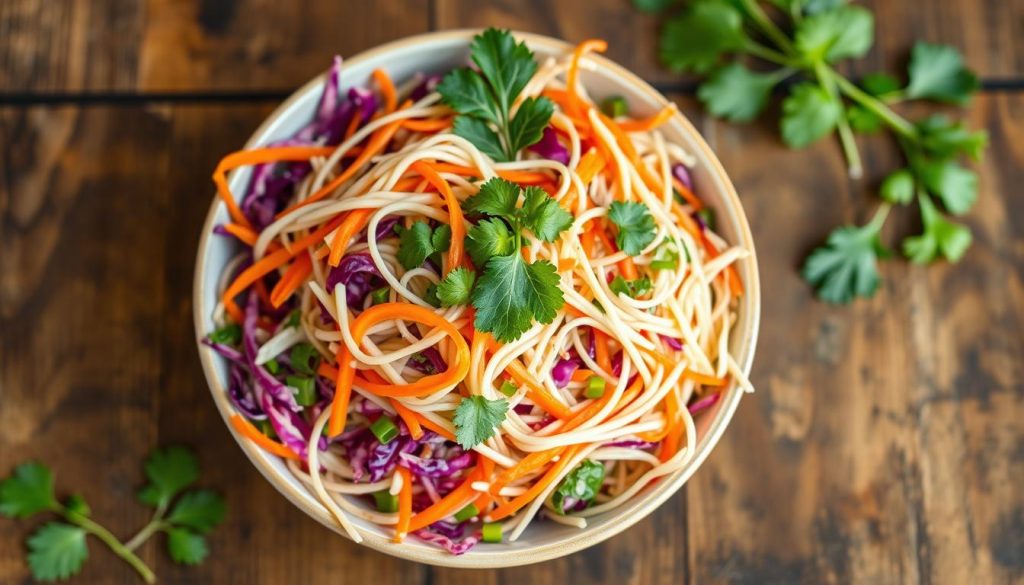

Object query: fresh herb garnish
[437,28,555,162]
[208,323,241,346]
[551,460,606,514]
[608,201,656,256]
[609,275,653,299]
[396,221,451,270]
[0,446,225,583]
[436,266,477,307]
[453,395,510,449]
[642,0,987,303]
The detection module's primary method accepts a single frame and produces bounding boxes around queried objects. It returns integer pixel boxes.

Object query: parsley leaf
[166,490,226,534]
[802,217,889,303]
[436,267,476,307]
[138,446,199,509]
[610,276,653,299]
[608,201,656,256]
[552,460,606,514]
[472,254,564,342]
[167,528,209,566]
[451,117,507,161]
[522,186,573,242]
[698,63,780,122]
[916,115,988,161]
[466,218,516,267]
[794,6,874,63]
[436,68,499,123]
[27,523,88,581]
[453,395,509,449]
[660,0,746,73]
[880,169,915,205]
[0,462,57,518]
[781,83,841,148]
[507,97,556,159]
[905,42,979,105]
[902,196,972,264]
[916,159,978,215]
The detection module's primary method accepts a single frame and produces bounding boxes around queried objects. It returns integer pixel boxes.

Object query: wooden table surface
[2,1,1022,583]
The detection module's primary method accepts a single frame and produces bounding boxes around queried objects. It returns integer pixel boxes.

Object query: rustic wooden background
[2,1,1022,583]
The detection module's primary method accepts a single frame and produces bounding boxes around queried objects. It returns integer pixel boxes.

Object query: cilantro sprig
[641,0,987,303]
[438,28,554,162]
[453,395,510,449]
[0,446,225,582]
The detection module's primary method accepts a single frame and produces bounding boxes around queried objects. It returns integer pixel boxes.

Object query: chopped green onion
[265,357,281,375]
[371,287,390,305]
[600,96,628,118]
[370,416,399,445]
[696,207,716,230]
[650,259,677,270]
[290,343,320,375]
[373,490,399,513]
[454,503,479,522]
[481,522,503,543]
[286,375,317,406]
[285,310,302,328]
[585,375,606,399]
[209,323,241,345]
[257,419,277,440]
[499,380,518,397]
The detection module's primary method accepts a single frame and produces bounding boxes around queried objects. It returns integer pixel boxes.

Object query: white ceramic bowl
[193,30,760,568]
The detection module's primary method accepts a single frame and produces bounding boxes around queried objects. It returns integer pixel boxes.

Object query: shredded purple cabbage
[227,364,264,420]
[202,338,245,364]
[399,450,474,478]
[410,74,442,101]
[529,127,570,164]
[659,335,683,351]
[604,439,656,449]
[413,529,479,555]
[672,163,693,191]
[551,357,580,389]
[326,253,383,308]
[688,392,721,415]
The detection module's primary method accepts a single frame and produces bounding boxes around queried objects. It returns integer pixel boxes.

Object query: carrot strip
[269,252,313,308]
[491,448,565,495]
[414,414,457,442]
[593,329,612,374]
[616,105,675,132]
[373,68,397,114]
[488,445,582,521]
[570,369,594,383]
[683,368,727,387]
[344,111,362,141]
[222,223,260,246]
[558,258,576,272]
[229,415,301,461]
[327,208,375,267]
[328,343,356,437]
[402,117,453,132]
[213,145,337,229]
[500,357,572,420]
[576,148,606,185]
[395,467,413,542]
[672,177,703,211]
[408,472,479,532]
[390,399,424,440]
[411,161,465,273]
[566,40,608,121]
[473,457,496,510]
[619,256,639,280]
[426,162,550,185]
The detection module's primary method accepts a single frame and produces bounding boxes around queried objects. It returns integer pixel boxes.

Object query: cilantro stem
[830,69,917,139]
[743,39,797,67]
[814,61,863,179]
[866,202,892,233]
[124,503,168,552]
[63,507,156,584]
[740,0,796,54]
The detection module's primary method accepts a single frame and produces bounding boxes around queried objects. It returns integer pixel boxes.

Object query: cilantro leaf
[167,528,209,566]
[138,446,199,509]
[522,186,573,242]
[466,218,516,267]
[880,169,914,205]
[802,0,847,14]
[610,276,653,299]
[697,63,779,122]
[166,490,226,534]
[27,523,88,582]
[902,196,972,264]
[794,6,874,63]
[861,72,901,96]
[436,267,477,307]
[453,395,509,449]
[64,495,91,518]
[905,42,979,105]
[802,221,889,303]
[781,83,841,148]
[552,460,605,514]
[659,1,745,74]
[431,224,452,253]
[916,115,988,161]
[634,0,678,11]
[608,201,656,256]
[507,97,555,156]
[437,68,500,123]
[464,177,521,218]
[396,222,435,270]
[472,254,563,342]
[470,28,537,116]
[846,104,882,133]
[452,117,507,162]
[0,462,57,518]
[916,159,977,215]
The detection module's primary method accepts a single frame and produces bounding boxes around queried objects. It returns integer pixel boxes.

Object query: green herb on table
[0,446,225,582]
[437,28,555,162]
[639,0,987,303]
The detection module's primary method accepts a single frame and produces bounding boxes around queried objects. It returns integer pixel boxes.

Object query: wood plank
[683,93,1024,585]
[0,0,430,93]
[0,103,428,584]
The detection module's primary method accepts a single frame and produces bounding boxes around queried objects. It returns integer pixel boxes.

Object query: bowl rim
[193,28,761,568]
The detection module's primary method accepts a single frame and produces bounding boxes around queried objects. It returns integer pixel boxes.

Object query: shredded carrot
[390,399,424,440]
[327,208,375,267]
[558,258,576,272]
[489,445,583,521]
[222,223,260,246]
[229,414,301,461]
[566,40,608,121]
[402,117,453,132]
[598,112,665,197]
[395,467,413,542]
[616,104,676,132]
[344,111,362,141]
[473,456,496,510]
[672,177,703,211]
[576,148,606,185]
[414,414,457,442]
[372,68,397,114]
[593,329,613,374]
[408,472,479,532]
[570,369,595,383]
[619,256,639,280]
[213,145,336,230]
[683,368,727,387]
[490,447,566,495]
[411,161,465,273]
[581,225,597,257]
[327,342,356,437]
[269,252,312,308]
[594,222,618,255]
[426,162,550,185]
